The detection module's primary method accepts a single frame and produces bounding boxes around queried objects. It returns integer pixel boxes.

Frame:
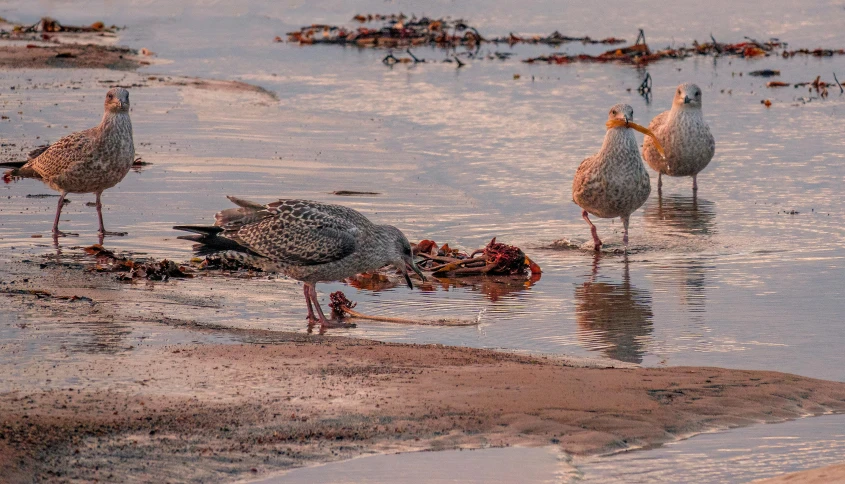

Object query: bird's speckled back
[214,198,411,284]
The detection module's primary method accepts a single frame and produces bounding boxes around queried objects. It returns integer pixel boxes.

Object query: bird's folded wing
[647,111,669,132]
[29,130,97,179]
[234,211,358,266]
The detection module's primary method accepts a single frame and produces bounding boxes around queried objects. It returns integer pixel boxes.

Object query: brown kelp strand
[413,237,541,277]
[606,119,665,158]
[329,290,477,326]
[84,245,193,281]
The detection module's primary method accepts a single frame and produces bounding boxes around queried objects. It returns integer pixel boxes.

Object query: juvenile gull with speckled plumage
[2,88,134,237]
[572,104,651,251]
[642,83,715,192]
[174,196,425,332]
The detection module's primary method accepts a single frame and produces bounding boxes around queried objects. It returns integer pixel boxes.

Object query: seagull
[642,83,715,193]
[174,196,425,332]
[572,104,652,251]
[2,88,134,237]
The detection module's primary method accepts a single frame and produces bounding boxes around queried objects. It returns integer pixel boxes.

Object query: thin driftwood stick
[431,257,486,273]
[343,307,477,326]
[834,72,844,94]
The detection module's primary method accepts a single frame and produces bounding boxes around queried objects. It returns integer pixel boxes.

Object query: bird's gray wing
[573,154,598,201]
[705,125,716,158]
[27,128,97,179]
[231,200,361,266]
[647,110,669,132]
[642,110,669,161]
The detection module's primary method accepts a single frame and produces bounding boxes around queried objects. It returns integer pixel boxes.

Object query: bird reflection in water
[346,271,541,302]
[643,192,716,236]
[575,252,653,363]
[643,192,713,313]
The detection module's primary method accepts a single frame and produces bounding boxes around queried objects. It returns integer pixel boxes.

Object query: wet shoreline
[2,255,845,481]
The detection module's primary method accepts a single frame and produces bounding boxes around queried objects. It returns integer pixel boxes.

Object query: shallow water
[2,0,845,383]
[250,414,845,483]
[577,413,845,483]
[256,446,575,484]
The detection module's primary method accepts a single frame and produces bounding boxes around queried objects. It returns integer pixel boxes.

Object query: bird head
[673,83,702,108]
[104,88,130,113]
[384,226,426,289]
[607,103,635,126]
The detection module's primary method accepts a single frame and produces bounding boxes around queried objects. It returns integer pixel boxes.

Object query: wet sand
[0,44,143,70]
[2,260,845,482]
[757,464,845,483]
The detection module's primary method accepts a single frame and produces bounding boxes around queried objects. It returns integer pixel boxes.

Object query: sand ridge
[2,337,845,482]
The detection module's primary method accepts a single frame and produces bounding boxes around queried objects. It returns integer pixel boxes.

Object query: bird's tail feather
[226,195,265,210]
[172,225,224,236]
[2,162,40,182]
[215,196,268,229]
[28,145,50,160]
[173,225,247,255]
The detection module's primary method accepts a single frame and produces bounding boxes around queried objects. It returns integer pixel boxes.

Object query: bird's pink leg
[692,175,698,192]
[304,283,317,323]
[582,210,602,251]
[51,192,77,238]
[306,284,348,334]
[96,191,127,236]
[621,215,630,252]
[657,172,663,194]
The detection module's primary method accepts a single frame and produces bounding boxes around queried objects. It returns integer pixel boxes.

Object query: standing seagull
[2,88,134,237]
[572,104,651,251]
[174,196,425,332]
[642,83,715,193]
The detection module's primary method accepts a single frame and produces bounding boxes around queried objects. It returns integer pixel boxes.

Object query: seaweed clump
[414,237,541,277]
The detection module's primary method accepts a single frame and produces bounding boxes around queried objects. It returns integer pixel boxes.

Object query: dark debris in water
[286,14,624,51]
[331,190,381,196]
[287,15,482,48]
[284,17,845,68]
[764,75,842,96]
[749,69,780,77]
[1,288,93,303]
[1,17,117,36]
[84,244,192,281]
[521,31,835,66]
